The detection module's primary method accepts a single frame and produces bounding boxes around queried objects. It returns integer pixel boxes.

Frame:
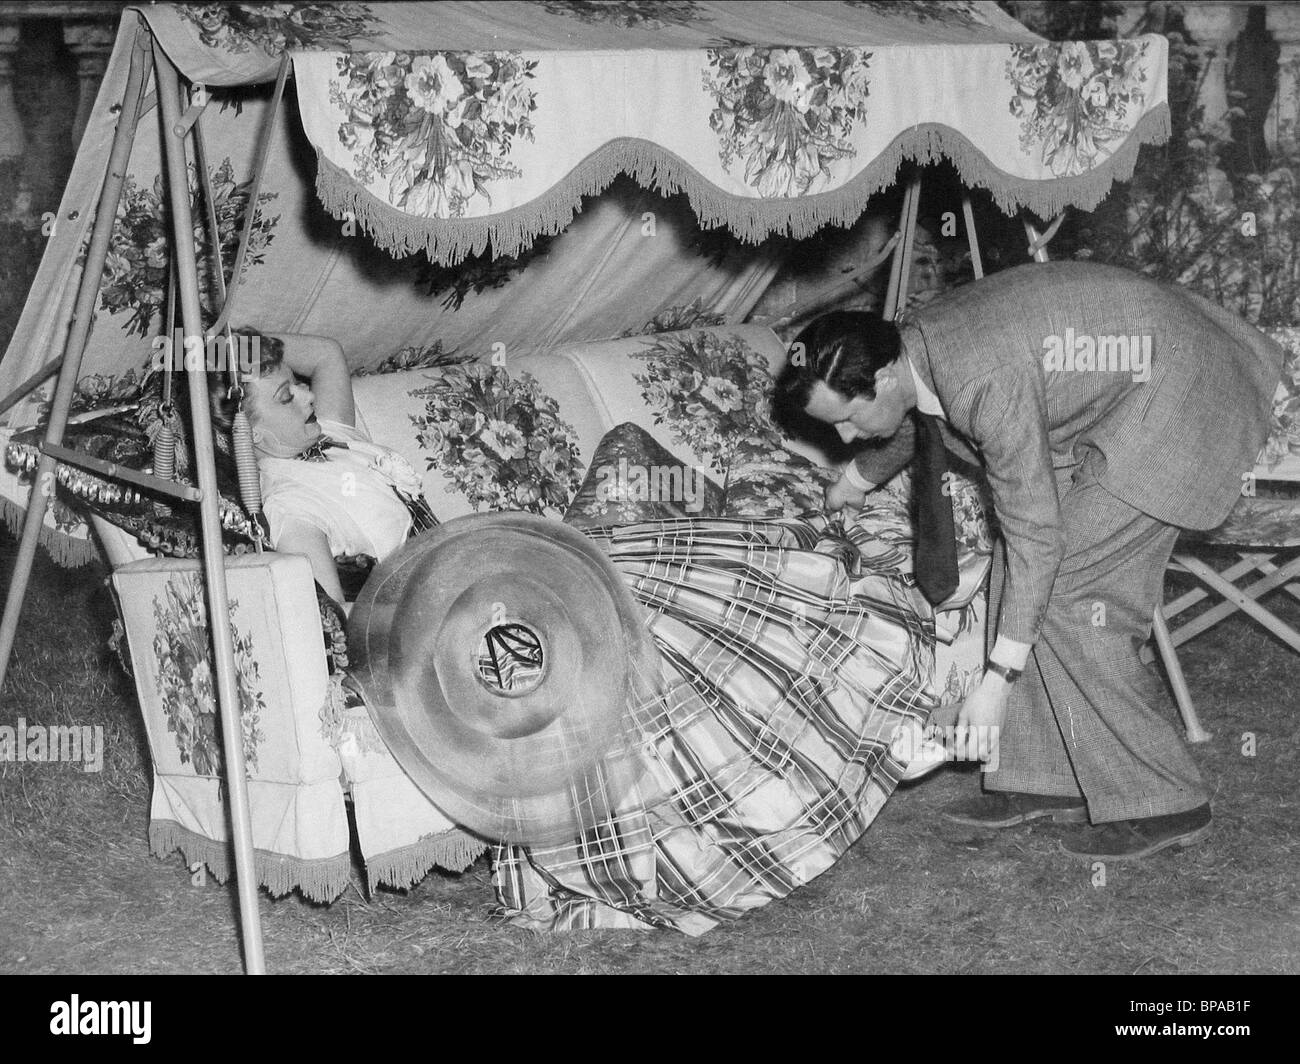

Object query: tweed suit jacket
[852,261,1283,643]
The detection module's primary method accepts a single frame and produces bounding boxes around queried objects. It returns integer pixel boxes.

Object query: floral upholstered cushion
[1198,495,1300,548]
[409,362,587,518]
[1186,328,1300,547]
[111,553,352,900]
[1260,327,1300,479]
[626,329,837,518]
[1190,480,1300,548]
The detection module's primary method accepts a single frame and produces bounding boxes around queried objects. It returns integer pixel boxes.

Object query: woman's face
[244,363,321,457]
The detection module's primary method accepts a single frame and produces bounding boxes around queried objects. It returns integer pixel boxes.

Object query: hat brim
[348,512,660,845]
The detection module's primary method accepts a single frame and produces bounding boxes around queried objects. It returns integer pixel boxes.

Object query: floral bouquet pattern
[703,46,873,198]
[845,1,986,27]
[176,3,380,55]
[411,363,582,516]
[330,51,538,218]
[152,574,266,777]
[98,159,280,337]
[1261,327,1300,472]
[1006,39,1151,178]
[619,298,728,338]
[353,339,475,376]
[632,330,834,517]
[540,1,707,29]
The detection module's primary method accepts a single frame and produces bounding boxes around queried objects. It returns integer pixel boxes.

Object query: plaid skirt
[491,514,936,934]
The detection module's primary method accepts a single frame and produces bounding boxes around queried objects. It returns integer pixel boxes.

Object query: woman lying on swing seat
[206,328,938,934]
[207,328,433,607]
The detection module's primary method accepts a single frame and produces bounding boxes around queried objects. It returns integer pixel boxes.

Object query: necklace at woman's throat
[295,437,348,462]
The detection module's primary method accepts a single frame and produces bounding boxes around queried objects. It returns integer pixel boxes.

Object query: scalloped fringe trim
[363,829,488,894]
[0,495,99,568]
[149,819,353,904]
[315,106,1171,265]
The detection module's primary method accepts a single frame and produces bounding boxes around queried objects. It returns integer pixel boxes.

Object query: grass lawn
[1,529,1298,974]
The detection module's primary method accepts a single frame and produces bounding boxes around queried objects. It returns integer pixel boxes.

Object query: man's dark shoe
[1060,803,1212,860]
[941,791,1088,828]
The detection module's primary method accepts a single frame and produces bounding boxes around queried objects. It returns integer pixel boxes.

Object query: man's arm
[955,364,1066,647]
[849,414,981,490]
[851,415,917,486]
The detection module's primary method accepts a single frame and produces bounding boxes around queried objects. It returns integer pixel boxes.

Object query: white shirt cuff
[989,635,1032,672]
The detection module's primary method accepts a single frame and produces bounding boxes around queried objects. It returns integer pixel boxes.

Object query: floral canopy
[1,1,1170,443]
[141,0,1170,264]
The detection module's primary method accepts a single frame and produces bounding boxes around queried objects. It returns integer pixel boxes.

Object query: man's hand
[955,673,1011,769]
[825,473,868,513]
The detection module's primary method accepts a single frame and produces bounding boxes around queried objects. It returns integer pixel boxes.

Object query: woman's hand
[955,673,1011,769]
[825,473,868,513]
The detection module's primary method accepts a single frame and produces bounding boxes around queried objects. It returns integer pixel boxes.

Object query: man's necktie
[912,411,960,607]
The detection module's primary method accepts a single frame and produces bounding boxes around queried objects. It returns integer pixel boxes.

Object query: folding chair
[1145,326,1300,740]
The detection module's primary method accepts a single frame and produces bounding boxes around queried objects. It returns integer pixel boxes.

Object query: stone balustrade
[0,1,124,224]
[1265,3,1300,149]
[1181,2,1250,130]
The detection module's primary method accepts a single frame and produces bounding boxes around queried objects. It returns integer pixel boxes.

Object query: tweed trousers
[981,455,1208,823]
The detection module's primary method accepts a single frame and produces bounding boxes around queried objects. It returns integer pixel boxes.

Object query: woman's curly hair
[207,328,285,447]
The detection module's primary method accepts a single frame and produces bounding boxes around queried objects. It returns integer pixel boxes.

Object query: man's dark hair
[773,311,903,421]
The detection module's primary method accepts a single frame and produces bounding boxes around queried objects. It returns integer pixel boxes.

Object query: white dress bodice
[259,419,413,561]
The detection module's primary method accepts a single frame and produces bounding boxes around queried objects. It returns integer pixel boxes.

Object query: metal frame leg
[153,41,267,975]
[1151,605,1211,743]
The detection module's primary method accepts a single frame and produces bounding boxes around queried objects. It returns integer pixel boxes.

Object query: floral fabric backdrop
[98,159,280,337]
[2,1,1168,434]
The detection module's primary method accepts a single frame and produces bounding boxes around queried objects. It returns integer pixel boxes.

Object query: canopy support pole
[211,54,290,340]
[0,29,153,696]
[0,356,64,419]
[884,169,923,320]
[962,191,984,280]
[1023,211,1066,263]
[153,40,267,975]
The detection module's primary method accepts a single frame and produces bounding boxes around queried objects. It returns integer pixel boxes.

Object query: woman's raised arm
[264,333,355,428]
